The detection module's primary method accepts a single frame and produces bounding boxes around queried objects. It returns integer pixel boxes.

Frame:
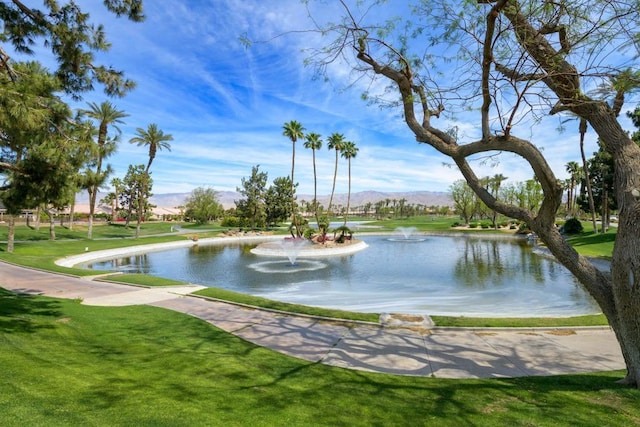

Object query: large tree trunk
[7,215,15,253]
[46,208,56,241]
[69,202,75,231]
[595,114,640,386]
[88,188,96,239]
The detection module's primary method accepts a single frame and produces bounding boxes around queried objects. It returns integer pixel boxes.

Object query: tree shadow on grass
[0,287,62,333]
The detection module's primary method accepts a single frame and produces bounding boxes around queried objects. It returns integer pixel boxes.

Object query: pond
[80,235,600,317]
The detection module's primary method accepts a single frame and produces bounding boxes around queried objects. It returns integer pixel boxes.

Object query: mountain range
[75,190,453,211]
[149,190,453,210]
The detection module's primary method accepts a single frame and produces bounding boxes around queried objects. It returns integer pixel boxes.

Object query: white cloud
[28,1,637,197]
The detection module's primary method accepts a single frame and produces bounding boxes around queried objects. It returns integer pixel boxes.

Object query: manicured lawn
[1,289,638,426]
[566,228,616,259]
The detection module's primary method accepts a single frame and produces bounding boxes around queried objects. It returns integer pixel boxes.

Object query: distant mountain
[152,190,453,210]
[76,190,452,211]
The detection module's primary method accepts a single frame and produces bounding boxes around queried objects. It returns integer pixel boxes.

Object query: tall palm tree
[81,101,128,239]
[489,173,507,229]
[565,161,581,215]
[282,120,305,237]
[340,140,358,227]
[579,118,598,233]
[129,123,174,173]
[304,132,323,227]
[326,132,346,216]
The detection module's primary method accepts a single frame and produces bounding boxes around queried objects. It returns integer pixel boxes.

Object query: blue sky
[32,1,638,196]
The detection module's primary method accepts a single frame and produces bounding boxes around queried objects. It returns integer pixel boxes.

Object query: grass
[1,288,639,426]
[566,228,616,259]
[362,215,471,232]
[194,287,380,323]
[432,314,609,328]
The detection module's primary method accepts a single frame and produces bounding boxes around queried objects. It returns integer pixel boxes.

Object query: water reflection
[80,235,600,317]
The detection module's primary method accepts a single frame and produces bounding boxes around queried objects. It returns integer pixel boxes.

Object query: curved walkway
[0,261,625,379]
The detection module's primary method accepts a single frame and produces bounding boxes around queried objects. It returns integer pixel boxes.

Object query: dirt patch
[546,329,577,336]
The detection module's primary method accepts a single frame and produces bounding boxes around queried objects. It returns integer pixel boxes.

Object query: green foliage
[120,164,153,234]
[129,123,173,172]
[450,180,477,225]
[220,216,240,228]
[235,165,268,229]
[264,176,294,226]
[0,0,143,97]
[0,62,86,214]
[563,217,584,234]
[184,187,222,224]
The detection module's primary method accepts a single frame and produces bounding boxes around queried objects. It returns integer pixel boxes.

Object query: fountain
[389,226,426,242]
[278,238,309,266]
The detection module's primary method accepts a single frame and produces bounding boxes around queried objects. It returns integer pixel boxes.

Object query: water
[278,238,309,265]
[389,226,426,242]
[80,235,600,317]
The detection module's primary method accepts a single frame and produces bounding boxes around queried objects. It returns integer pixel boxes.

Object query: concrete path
[0,261,625,379]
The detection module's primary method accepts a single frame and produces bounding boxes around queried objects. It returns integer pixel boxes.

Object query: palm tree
[81,101,128,239]
[489,174,508,229]
[326,132,346,216]
[304,132,323,228]
[110,177,123,221]
[282,120,305,237]
[565,161,581,215]
[578,118,598,233]
[340,140,358,227]
[129,123,174,173]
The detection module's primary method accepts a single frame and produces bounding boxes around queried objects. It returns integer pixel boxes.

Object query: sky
[19,1,639,197]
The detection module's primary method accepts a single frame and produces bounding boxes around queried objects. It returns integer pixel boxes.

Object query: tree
[304,132,323,229]
[326,132,346,215]
[129,123,173,173]
[565,161,581,215]
[184,187,223,225]
[488,174,508,228]
[630,107,640,144]
[265,176,294,227]
[340,140,358,227]
[81,101,128,239]
[0,62,88,251]
[282,120,305,237]
[450,180,477,226]
[308,1,640,384]
[578,143,616,232]
[0,1,144,251]
[120,164,152,238]
[0,1,144,97]
[235,165,268,229]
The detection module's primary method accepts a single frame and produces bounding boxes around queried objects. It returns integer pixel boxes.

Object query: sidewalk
[0,261,625,379]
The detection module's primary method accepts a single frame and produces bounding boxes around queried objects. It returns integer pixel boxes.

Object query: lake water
[81,235,600,317]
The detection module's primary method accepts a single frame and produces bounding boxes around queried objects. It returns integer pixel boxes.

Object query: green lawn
[1,288,638,426]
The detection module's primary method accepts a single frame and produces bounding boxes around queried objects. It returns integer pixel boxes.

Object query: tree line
[0,1,152,251]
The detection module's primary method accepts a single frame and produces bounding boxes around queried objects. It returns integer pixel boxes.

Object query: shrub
[469,222,479,228]
[221,216,240,227]
[481,221,491,229]
[451,221,460,227]
[563,217,584,234]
